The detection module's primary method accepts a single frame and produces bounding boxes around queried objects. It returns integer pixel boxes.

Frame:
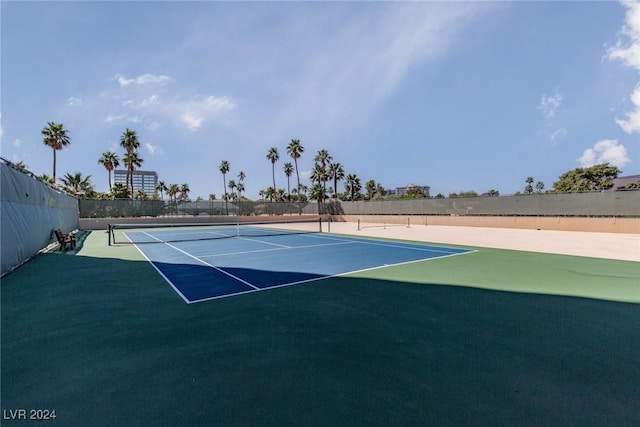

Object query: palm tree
[283,162,294,200]
[167,183,180,214]
[525,176,534,194]
[328,162,345,199]
[287,139,305,203]
[111,183,129,199]
[237,171,246,201]
[14,161,28,171]
[219,160,230,215]
[119,128,141,197]
[366,179,377,200]
[227,179,237,201]
[345,174,361,201]
[309,183,326,206]
[314,149,332,208]
[39,174,54,184]
[135,189,148,200]
[123,150,143,196]
[266,147,279,191]
[98,151,120,191]
[155,181,167,201]
[41,122,71,182]
[264,186,276,202]
[180,183,190,201]
[59,172,93,197]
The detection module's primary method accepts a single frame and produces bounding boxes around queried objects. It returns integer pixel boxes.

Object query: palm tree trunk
[52,148,57,182]
[294,159,301,203]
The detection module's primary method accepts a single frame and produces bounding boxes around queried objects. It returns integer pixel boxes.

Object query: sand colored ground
[325,221,640,262]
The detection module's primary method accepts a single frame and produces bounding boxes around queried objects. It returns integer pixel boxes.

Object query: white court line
[236,236,291,248]
[198,241,357,258]
[301,233,466,255]
[163,241,260,290]
[129,230,476,304]
[187,249,476,304]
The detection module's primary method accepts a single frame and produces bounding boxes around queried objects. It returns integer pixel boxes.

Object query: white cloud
[144,143,163,156]
[123,95,158,108]
[181,112,203,131]
[607,0,640,70]
[67,96,82,106]
[104,114,141,125]
[146,122,161,131]
[615,83,640,133]
[115,73,172,87]
[105,74,236,132]
[549,128,567,144]
[170,95,236,131]
[275,2,490,133]
[538,92,563,119]
[578,139,630,168]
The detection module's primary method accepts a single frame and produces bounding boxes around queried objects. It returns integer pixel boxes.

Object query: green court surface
[1,230,638,426]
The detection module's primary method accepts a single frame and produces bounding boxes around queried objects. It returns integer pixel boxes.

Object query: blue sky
[2,1,639,199]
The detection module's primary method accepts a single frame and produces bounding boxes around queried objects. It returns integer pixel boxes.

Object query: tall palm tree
[123,150,143,196]
[98,151,120,191]
[314,149,332,202]
[266,147,279,191]
[155,181,167,201]
[41,122,71,183]
[119,128,141,197]
[283,162,294,200]
[345,174,361,201]
[287,139,304,202]
[328,162,345,199]
[219,160,230,215]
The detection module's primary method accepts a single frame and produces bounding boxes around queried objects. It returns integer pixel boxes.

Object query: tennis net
[108,218,323,245]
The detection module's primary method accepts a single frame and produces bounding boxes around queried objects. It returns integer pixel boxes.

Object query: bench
[54,229,77,251]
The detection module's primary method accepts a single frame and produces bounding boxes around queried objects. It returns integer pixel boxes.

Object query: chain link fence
[79,191,639,219]
[335,192,639,217]
[79,199,321,218]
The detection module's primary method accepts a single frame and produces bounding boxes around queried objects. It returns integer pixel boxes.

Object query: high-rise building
[113,170,158,196]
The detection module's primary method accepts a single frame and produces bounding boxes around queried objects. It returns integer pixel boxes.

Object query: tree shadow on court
[2,252,639,427]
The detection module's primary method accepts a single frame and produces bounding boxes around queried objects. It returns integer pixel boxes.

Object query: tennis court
[2,220,639,426]
[110,222,472,302]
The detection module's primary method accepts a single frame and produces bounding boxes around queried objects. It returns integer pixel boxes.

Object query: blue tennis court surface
[127,231,473,303]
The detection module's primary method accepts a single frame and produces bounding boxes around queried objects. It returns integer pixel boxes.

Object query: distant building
[611,174,640,191]
[387,184,430,197]
[114,170,158,196]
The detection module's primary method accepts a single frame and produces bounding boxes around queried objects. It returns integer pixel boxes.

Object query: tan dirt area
[325,221,640,262]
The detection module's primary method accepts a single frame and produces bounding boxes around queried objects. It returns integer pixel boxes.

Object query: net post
[319,217,322,233]
[108,224,112,246]
[357,219,361,231]
[407,217,411,228]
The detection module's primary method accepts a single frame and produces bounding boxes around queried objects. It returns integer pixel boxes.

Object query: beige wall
[333,215,640,234]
